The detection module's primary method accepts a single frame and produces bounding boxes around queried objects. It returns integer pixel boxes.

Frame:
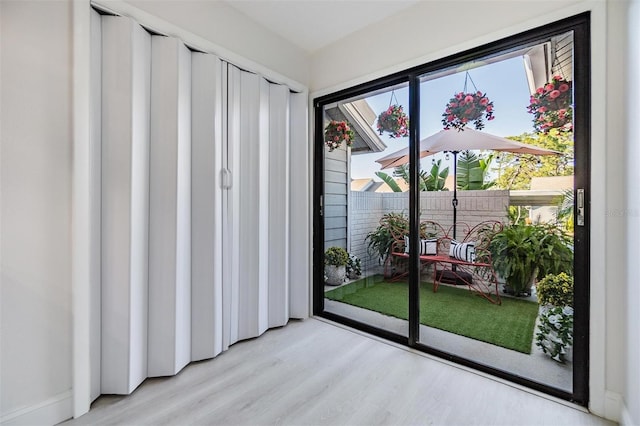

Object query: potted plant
[442,91,495,131]
[346,254,362,280]
[324,120,354,152]
[489,223,573,296]
[527,75,573,134]
[324,246,349,285]
[376,104,409,138]
[535,272,574,363]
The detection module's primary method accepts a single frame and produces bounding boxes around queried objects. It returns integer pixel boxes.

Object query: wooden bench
[385,220,504,305]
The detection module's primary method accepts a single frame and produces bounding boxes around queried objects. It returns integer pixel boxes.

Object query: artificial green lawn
[325,275,539,354]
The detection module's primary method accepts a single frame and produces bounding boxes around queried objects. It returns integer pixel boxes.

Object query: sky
[350,56,536,180]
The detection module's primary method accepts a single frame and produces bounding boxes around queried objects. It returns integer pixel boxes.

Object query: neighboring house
[324,100,386,249]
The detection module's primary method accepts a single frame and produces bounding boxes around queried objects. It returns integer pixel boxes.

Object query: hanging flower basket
[442,91,495,131]
[377,104,409,138]
[324,120,354,152]
[527,76,573,133]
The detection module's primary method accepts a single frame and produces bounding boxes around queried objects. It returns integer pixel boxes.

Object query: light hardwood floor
[65,318,614,426]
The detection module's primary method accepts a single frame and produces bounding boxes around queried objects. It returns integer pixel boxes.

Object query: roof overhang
[326,100,387,154]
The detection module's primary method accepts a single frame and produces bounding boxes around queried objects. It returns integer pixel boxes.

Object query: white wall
[309,0,630,421]
[310,0,584,93]
[123,0,310,88]
[0,1,73,424]
[625,1,640,424]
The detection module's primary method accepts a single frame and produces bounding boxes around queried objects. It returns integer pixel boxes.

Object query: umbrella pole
[452,151,459,240]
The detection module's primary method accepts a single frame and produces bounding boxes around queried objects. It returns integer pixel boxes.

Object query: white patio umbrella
[375,128,559,170]
[375,128,560,237]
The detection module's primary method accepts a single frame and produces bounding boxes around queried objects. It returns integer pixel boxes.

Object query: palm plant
[375,162,450,192]
[456,151,495,190]
[556,188,574,231]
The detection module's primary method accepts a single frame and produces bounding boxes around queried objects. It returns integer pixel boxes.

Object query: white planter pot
[325,265,346,286]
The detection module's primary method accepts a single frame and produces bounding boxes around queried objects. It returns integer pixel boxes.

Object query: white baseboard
[0,390,73,426]
[604,390,622,423]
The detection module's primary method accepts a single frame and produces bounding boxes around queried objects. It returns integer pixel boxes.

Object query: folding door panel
[268,83,291,327]
[148,35,192,377]
[100,15,150,395]
[191,53,224,361]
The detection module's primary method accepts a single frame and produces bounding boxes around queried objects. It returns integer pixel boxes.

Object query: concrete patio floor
[323,274,572,392]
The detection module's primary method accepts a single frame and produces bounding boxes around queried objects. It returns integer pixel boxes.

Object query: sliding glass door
[319,83,413,338]
[314,14,589,404]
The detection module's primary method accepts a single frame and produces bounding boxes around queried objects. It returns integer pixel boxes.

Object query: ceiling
[224,0,421,53]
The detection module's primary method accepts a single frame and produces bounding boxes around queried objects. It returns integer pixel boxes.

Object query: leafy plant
[536,273,573,307]
[375,162,450,193]
[346,255,362,278]
[456,151,495,190]
[536,305,574,363]
[556,188,574,231]
[365,213,409,263]
[422,160,449,191]
[324,246,349,266]
[494,130,573,190]
[375,171,403,192]
[490,223,573,295]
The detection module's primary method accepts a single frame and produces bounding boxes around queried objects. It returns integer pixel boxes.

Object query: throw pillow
[449,240,476,263]
[404,236,438,256]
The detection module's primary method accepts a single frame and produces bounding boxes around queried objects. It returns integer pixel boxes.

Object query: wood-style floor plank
[64,318,613,426]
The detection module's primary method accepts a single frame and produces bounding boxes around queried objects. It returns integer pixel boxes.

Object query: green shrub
[536,272,573,307]
[325,246,349,266]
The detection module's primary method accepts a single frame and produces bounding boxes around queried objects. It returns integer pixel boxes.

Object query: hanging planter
[441,72,495,131]
[377,105,409,138]
[527,75,573,134]
[324,120,354,152]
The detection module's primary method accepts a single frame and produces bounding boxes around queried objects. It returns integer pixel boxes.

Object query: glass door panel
[322,84,412,337]
[417,32,576,393]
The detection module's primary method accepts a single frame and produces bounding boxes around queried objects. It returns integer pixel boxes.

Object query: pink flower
[464,95,474,103]
[476,91,483,96]
[488,116,495,121]
[553,75,563,81]
[447,115,455,122]
[536,87,544,95]
[455,92,464,100]
[549,90,561,99]
[333,136,339,142]
[450,102,458,107]
[545,83,554,92]
[538,106,547,113]
[559,83,570,92]
[465,108,473,116]
[558,109,567,117]
[479,98,489,106]
[486,105,493,112]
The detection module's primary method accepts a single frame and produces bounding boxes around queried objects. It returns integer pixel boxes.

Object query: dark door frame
[313,12,590,406]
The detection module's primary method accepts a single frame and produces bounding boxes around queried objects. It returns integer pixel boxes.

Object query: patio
[324,274,573,392]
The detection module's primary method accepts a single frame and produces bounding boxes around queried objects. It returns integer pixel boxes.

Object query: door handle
[576,188,585,226]
[220,168,233,189]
